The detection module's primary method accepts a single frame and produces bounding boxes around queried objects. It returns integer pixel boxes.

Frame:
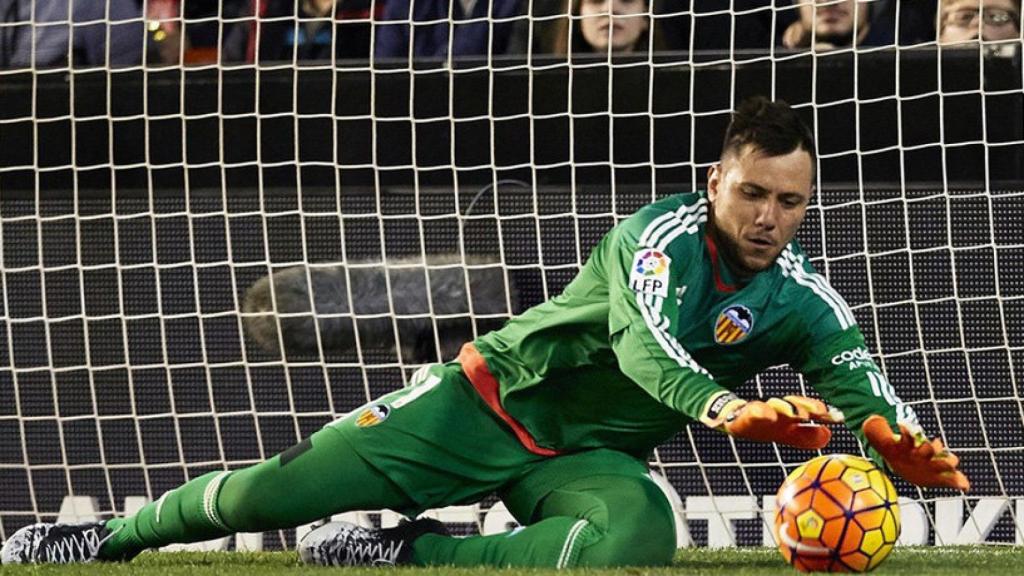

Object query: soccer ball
[774,454,900,572]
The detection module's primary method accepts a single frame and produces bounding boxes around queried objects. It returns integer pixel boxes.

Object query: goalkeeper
[2,97,970,567]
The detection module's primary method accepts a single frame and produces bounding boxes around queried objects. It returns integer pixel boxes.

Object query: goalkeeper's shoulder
[774,241,859,334]
[615,191,708,249]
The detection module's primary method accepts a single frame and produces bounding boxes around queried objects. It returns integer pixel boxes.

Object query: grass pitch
[0,547,1019,575]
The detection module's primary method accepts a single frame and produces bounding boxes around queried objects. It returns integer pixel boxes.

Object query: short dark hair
[721,97,816,165]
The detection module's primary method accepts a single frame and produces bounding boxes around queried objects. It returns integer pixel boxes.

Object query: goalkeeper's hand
[701,393,840,450]
[862,415,971,491]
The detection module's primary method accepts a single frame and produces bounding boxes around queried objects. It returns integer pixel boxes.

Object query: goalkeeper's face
[706,146,813,275]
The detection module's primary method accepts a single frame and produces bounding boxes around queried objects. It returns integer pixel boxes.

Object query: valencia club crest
[355,404,390,428]
[715,304,754,345]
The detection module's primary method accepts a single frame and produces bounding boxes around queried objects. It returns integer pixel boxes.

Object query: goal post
[0,1,1023,551]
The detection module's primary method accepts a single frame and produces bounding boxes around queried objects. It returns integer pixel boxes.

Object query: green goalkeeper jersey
[472,191,916,463]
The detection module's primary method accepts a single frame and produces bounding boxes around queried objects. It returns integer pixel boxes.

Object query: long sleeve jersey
[471,191,917,464]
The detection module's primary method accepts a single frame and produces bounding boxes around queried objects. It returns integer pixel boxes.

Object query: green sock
[99,470,234,560]
[411,517,600,568]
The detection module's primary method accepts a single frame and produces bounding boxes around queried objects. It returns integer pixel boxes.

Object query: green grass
[0,547,1020,575]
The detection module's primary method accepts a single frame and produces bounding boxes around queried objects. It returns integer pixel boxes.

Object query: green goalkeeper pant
[99,363,677,567]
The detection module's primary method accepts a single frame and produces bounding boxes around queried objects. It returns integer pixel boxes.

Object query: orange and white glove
[701,392,841,450]
[862,415,971,491]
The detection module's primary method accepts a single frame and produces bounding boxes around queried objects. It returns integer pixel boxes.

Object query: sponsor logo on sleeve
[629,249,671,298]
[830,347,874,370]
[356,403,391,427]
[714,304,754,345]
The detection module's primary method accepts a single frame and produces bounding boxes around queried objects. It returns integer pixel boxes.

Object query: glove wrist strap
[699,391,746,429]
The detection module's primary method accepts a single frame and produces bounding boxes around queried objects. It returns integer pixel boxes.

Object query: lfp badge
[629,249,671,298]
[715,304,754,345]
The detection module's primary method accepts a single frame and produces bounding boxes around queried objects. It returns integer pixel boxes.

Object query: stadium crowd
[0,0,1020,68]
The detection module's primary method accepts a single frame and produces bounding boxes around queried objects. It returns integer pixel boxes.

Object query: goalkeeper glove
[862,415,971,491]
[700,392,840,450]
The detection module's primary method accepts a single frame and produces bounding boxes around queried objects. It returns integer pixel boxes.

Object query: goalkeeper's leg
[98,423,416,560]
[408,448,677,567]
[99,360,536,561]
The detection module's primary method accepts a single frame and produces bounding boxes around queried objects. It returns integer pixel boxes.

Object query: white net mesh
[0,0,1022,550]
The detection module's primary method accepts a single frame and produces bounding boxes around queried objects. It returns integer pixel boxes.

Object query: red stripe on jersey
[457,343,561,457]
[705,233,738,293]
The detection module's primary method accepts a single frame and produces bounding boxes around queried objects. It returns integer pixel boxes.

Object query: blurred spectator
[938,0,1021,45]
[504,0,560,53]
[222,0,379,63]
[618,1,932,53]
[781,0,872,50]
[549,0,664,55]
[780,0,906,50]
[168,0,249,64]
[0,0,145,68]
[655,0,774,53]
[147,0,183,65]
[374,0,524,59]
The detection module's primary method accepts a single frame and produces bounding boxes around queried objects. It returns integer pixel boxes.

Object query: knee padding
[575,479,677,567]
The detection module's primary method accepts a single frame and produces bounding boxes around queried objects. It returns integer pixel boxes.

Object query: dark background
[1,49,1021,194]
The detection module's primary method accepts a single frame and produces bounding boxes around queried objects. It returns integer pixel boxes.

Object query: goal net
[0,0,1022,551]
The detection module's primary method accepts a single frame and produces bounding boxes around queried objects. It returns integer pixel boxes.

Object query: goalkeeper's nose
[753,201,780,230]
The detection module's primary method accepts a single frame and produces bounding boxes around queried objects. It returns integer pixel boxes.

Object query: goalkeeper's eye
[740,185,763,199]
[780,196,804,209]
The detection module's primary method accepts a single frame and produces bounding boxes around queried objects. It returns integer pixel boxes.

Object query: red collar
[705,233,738,293]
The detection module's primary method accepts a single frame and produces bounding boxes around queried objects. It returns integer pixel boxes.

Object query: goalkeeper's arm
[792,327,971,490]
[604,214,839,451]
